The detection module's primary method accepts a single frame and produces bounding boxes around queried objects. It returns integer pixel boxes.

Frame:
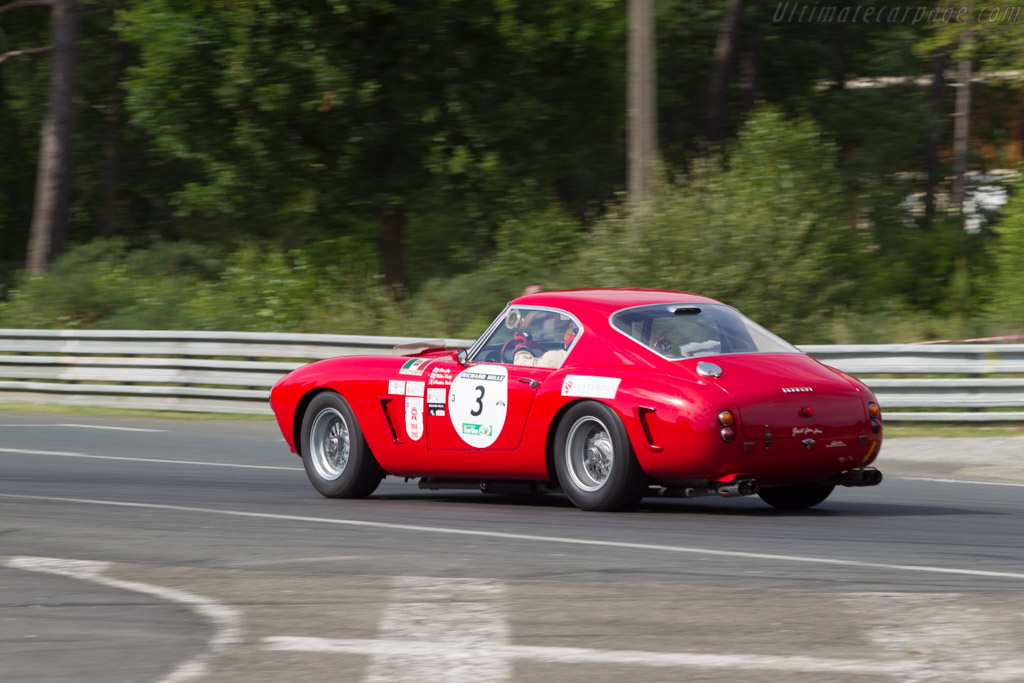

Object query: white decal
[399,358,433,376]
[448,364,508,448]
[792,427,823,437]
[388,380,405,395]
[561,375,621,399]
[406,380,425,398]
[826,440,847,448]
[426,388,447,417]
[428,366,454,386]
[405,397,424,441]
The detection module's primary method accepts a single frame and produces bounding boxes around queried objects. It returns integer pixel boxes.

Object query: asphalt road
[2,412,1023,682]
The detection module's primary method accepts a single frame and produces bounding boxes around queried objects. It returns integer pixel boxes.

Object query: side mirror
[456,348,469,365]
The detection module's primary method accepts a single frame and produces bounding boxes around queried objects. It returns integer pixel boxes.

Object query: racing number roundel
[448,364,508,448]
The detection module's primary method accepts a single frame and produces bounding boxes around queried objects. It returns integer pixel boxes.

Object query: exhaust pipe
[716,478,759,497]
[838,468,883,487]
[652,477,759,499]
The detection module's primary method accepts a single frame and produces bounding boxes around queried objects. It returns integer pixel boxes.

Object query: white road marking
[264,588,1024,681]
[0,447,299,471]
[229,555,371,567]
[265,635,919,676]
[0,423,165,432]
[2,493,1024,582]
[3,556,243,683]
[843,593,1024,681]
[363,577,510,682]
[899,476,1024,488]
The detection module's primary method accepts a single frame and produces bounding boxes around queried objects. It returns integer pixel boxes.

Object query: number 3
[470,385,485,416]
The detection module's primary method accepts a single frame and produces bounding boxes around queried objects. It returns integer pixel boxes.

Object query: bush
[565,108,864,341]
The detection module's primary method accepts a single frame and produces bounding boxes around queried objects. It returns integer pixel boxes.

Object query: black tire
[553,401,647,511]
[758,483,835,510]
[300,392,383,499]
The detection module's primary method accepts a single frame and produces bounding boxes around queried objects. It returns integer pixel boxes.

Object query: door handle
[518,377,540,388]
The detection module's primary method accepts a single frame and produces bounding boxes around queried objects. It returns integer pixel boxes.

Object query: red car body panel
[270,289,881,488]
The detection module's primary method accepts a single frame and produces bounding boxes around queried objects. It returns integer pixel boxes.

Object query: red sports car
[270,289,882,511]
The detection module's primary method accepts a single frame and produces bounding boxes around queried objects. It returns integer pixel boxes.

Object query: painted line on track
[0,423,165,432]
[898,476,1024,488]
[0,447,300,471]
[3,556,242,683]
[2,492,1024,582]
[264,635,919,677]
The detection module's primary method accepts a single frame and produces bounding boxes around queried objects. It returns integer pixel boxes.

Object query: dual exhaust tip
[658,467,883,499]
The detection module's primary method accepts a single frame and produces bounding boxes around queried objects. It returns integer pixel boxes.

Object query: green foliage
[566,108,863,341]
[0,239,217,329]
[6,2,1024,342]
[114,0,625,254]
[2,106,1005,345]
[987,174,1024,331]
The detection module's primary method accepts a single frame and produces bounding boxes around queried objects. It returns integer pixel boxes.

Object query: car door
[424,358,550,453]
[424,305,578,476]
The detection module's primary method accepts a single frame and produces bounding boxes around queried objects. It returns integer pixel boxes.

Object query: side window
[471,307,578,365]
[471,323,516,364]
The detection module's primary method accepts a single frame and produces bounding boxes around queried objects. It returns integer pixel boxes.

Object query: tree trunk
[738,0,763,113]
[26,0,77,275]
[627,0,656,206]
[101,40,128,238]
[950,57,972,216]
[830,23,849,93]
[924,52,949,220]
[379,205,405,290]
[706,0,743,144]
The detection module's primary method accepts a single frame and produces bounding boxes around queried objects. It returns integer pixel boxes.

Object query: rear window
[611,303,800,359]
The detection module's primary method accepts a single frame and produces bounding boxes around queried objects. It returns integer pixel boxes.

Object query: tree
[117,0,626,289]
[705,0,742,144]
[1,0,78,275]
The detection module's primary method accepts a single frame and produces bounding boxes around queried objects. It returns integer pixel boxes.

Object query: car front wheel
[758,483,835,510]
[300,392,383,498]
[554,401,647,511]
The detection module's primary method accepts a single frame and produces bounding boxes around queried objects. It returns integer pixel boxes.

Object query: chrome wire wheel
[309,407,350,481]
[564,416,615,492]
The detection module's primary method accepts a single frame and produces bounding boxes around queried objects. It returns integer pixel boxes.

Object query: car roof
[509,288,722,318]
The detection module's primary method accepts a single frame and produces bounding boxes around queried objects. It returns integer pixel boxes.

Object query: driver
[513,322,578,368]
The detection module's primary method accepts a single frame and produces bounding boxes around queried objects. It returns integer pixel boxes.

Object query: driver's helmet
[563,322,579,349]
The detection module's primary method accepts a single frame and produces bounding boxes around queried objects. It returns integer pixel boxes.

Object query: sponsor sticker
[388,379,405,395]
[560,375,621,399]
[461,423,492,436]
[825,440,847,449]
[405,397,424,441]
[426,387,447,417]
[399,358,433,376]
[428,366,454,386]
[448,364,508,448]
[405,380,425,398]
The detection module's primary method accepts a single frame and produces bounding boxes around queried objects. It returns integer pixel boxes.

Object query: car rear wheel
[300,392,383,498]
[758,483,835,510]
[554,401,647,511]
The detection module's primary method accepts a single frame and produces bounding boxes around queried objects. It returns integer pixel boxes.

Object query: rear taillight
[719,410,736,442]
[868,402,882,433]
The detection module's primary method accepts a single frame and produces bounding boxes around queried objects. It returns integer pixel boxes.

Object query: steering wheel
[501,333,539,363]
[654,337,673,355]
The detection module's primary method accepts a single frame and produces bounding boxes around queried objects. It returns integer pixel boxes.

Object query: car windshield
[610,303,800,359]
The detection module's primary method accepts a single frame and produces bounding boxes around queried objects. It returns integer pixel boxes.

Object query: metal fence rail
[1,330,1022,421]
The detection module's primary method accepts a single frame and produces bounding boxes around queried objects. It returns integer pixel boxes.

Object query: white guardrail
[1,330,1023,422]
